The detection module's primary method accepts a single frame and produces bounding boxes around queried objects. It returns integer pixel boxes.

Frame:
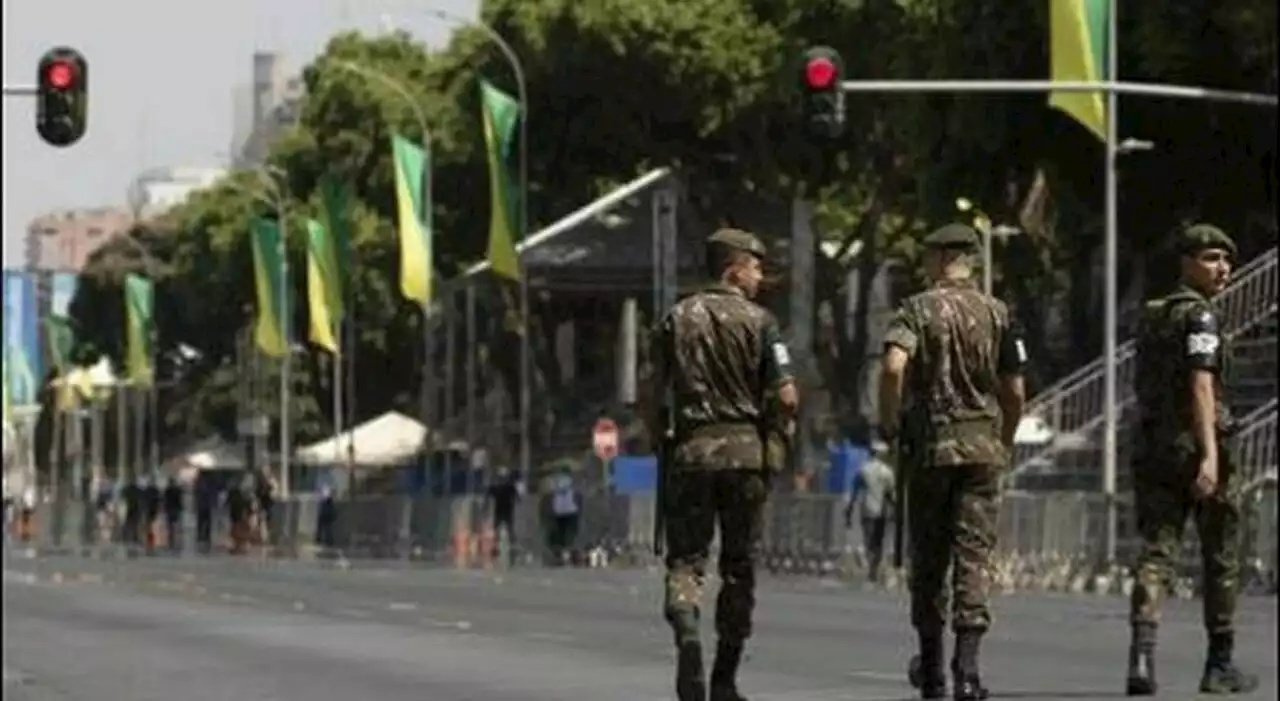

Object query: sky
[2,0,477,264]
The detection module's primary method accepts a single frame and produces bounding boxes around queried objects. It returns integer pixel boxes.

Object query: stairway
[1014,248,1279,475]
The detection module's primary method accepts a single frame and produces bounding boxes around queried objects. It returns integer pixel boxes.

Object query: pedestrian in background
[847,439,895,583]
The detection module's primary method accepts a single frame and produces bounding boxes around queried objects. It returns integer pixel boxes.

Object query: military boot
[709,640,749,701]
[676,640,707,701]
[951,630,990,701]
[1125,624,1157,696]
[908,633,947,699]
[1199,632,1260,695]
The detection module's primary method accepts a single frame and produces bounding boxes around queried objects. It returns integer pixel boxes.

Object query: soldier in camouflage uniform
[879,224,1027,701]
[645,228,799,701]
[1126,224,1258,696]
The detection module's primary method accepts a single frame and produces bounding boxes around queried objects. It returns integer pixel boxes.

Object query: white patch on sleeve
[1014,339,1028,363]
[772,342,791,367]
[1186,332,1220,356]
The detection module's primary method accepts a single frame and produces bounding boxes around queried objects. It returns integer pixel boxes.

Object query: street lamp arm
[426,8,528,119]
[333,60,433,149]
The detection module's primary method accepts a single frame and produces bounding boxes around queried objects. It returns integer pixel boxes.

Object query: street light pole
[420,5,532,477]
[113,231,161,479]
[333,60,437,469]
[257,166,292,498]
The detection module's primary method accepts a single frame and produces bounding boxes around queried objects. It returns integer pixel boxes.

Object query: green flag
[391,134,433,306]
[1049,0,1108,140]
[479,80,522,281]
[43,315,78,412]
[124,273,155,387]
[44,315,76,375]
[251,218,291,357]
[306,219,341,354]
[319,176,354,290]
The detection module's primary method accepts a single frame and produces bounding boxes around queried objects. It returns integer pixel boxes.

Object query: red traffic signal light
[46,60,77,90]
[36,47,89,147]
[805,57,837,90]
[798,46,845,139]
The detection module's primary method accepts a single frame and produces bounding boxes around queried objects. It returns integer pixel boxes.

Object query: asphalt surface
[2,549,1276,701]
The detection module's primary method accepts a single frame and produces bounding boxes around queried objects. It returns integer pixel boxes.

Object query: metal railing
[1018,248,1279,471]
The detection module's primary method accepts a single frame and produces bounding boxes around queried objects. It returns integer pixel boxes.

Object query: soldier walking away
[1126,224,1259,696]
[846,440,896,583]
[644,228,799,701]
[879,224,1027,701]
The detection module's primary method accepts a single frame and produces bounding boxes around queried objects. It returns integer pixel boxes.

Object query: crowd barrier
[15,486,1275,596]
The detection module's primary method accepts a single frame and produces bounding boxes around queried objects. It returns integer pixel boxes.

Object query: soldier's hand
[1193,458,1219,500]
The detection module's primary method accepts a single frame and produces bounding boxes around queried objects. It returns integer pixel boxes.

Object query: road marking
[336,607,373,619]
[844,670,906,683]
[387,601,417,611]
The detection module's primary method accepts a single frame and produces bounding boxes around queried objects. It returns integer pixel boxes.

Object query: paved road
[3,551,1276,701]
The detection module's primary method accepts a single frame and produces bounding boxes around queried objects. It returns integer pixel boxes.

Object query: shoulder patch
[771,342,791,367]
[1186,332,1220,356]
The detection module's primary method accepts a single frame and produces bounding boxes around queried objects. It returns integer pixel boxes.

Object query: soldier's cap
[1175,223,1237,259]
[706,228,767,259]
[922,223,979,252]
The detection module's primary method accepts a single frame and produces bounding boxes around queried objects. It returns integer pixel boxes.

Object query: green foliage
[64,0,1275,451]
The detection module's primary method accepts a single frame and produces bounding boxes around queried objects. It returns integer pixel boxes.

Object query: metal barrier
[18,428,1275,593]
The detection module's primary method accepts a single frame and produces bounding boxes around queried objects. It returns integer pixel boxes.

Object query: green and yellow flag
[479,80,522,281]
[306,218,342,354]
[251,217,290,357]
[1049,0,1108,140]
[124,273,155,387]
[391,134,432,306]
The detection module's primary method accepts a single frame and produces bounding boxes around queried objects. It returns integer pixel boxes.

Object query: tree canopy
[65,0,1275,456]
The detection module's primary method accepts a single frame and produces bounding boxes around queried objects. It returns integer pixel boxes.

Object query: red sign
[592,418,619,461]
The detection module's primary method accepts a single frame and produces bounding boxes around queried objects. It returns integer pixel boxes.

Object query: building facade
[127,166,227,221]
[23,207,133,272]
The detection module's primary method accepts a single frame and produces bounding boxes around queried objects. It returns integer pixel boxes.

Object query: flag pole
[1100,0,1121,567]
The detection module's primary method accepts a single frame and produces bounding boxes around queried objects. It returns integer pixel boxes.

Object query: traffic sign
[592,417,619,461]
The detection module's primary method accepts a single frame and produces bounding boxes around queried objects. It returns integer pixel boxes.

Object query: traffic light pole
[835,76,1276,567]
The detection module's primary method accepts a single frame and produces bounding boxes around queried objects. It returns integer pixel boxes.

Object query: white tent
[165,436,246,472]
[294,411,431,468]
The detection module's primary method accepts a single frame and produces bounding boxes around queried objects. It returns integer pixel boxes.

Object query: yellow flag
[306,219,340,354]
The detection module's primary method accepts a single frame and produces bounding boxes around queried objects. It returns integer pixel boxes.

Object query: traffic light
[36,47,88,147]
[799,46,845,139]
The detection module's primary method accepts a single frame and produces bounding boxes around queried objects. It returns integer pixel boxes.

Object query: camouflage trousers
[663,467,770,646]
[908,463,1001,634]
[1130,446,1240,635]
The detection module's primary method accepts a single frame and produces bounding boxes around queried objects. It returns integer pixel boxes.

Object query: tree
[66,0,1275,462]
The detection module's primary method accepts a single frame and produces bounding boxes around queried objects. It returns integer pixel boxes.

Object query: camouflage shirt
[1135,285,1234,458]
[652,283,795,470]
[883,279,1026,467]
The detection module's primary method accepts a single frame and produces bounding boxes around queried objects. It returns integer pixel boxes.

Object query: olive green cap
[1175,223,1237,258]
[923,223,979,252]
[706,228,767,258]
